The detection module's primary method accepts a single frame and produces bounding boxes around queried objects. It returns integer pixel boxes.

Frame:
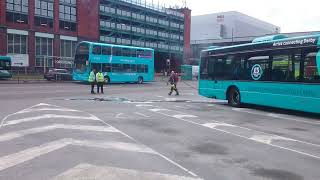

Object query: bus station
[0,0,319,180]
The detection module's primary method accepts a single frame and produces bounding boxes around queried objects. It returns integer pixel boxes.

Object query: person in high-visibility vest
[88,69,96,94]
[96,70,105,94]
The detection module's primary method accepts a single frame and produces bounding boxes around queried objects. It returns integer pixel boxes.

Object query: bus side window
[131,64,137,72]
[113,47,121,56]
[92,45,101,55]
[272,54,290,82]
[304,52,320,83]
[102,63,111,72]
[137,64,144,73]
[112,64,121,72]
[91,63,101,71]
[102,46,111,55]
[144,65,148,73]
[137,50,144,58]
[122,48,131,57]
[131,49,137,57]
[123,64,131,72]
[200,58,208,79]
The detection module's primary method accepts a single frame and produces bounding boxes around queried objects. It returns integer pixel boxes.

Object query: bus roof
[0,56,11,61]
[80,41,154,51]
[203,34,320,55]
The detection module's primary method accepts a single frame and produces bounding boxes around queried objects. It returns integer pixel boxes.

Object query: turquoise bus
[0,56,12,79]
[199,34,320,114]
[73,41,154,84]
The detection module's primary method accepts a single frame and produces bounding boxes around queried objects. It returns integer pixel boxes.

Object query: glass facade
[7,33,28,54]
[59,39,77,68]
[35,37,53,67]
[99,1,184,52]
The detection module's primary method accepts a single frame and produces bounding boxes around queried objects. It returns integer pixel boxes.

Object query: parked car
[44,69,72,81]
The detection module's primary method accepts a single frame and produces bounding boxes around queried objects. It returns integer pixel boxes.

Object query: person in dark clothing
[168,71,179,96]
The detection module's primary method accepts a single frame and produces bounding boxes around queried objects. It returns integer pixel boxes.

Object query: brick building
[0,0,191,72]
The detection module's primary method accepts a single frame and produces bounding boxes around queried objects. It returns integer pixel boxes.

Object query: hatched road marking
[2,114,100,126]
[52,163,203,180]
[0,124,120,142]
[0,138,157,172]
[0,103,200,178]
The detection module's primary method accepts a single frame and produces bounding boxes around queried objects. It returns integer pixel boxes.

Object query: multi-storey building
[0,0,191,72]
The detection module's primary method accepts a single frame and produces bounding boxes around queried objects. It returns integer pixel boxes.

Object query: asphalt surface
[0,80,319,180]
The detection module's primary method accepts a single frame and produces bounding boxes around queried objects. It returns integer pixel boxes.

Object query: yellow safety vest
[97,72,104,82]
[88,71,95,82]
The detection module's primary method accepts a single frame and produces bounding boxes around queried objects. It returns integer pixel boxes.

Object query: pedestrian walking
[96,70,104,94]
[168,71,179,96]
[88,69,96,94]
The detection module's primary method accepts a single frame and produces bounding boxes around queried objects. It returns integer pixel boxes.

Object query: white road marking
[0,124,120,142]
[165,98,177,101]
[142,105,320,160]
[52,163,203,180]
[20,108,80,113]
[2,114,99,126]
[202,122,236,128]
[172,115,198,119]
[125,101,153,104]
[181,93,195,96]
[156,95,164,98]
[115,113,126,119]
[0,138,157,172]
[149,108,168,112]
[0,103,55,128]
[135,104,154,107]
[232,108,320,125]
[89,113,199,177]
[249,135,296,144]
[135,112,150,118]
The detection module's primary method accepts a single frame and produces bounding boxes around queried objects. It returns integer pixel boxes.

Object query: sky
[147,0,320,33]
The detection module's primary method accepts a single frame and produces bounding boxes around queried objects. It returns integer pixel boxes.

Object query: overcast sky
[147,0,320,33]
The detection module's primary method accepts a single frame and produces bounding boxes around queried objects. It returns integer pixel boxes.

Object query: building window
[35,0,53,18]
[60,40,77,68]
[60,40,77,57]
[59,21,77,31]
[60,0,76,5]
[34,17,53,28]
[35,37,53,67]
[59,4,76,22]
[6,0,28,13]
[6,12,28,24]
[7,33,28,54]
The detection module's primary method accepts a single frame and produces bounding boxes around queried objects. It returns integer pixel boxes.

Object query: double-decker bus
[73,41,154,84]
[199,34,320,114]
[0,56,12,79]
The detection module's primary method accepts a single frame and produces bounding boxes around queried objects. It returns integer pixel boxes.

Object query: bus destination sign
[273,37,317,47]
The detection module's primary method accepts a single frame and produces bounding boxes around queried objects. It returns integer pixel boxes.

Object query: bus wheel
[138,77,143,84]
[228,87,241,107]
[104,76,110,84]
